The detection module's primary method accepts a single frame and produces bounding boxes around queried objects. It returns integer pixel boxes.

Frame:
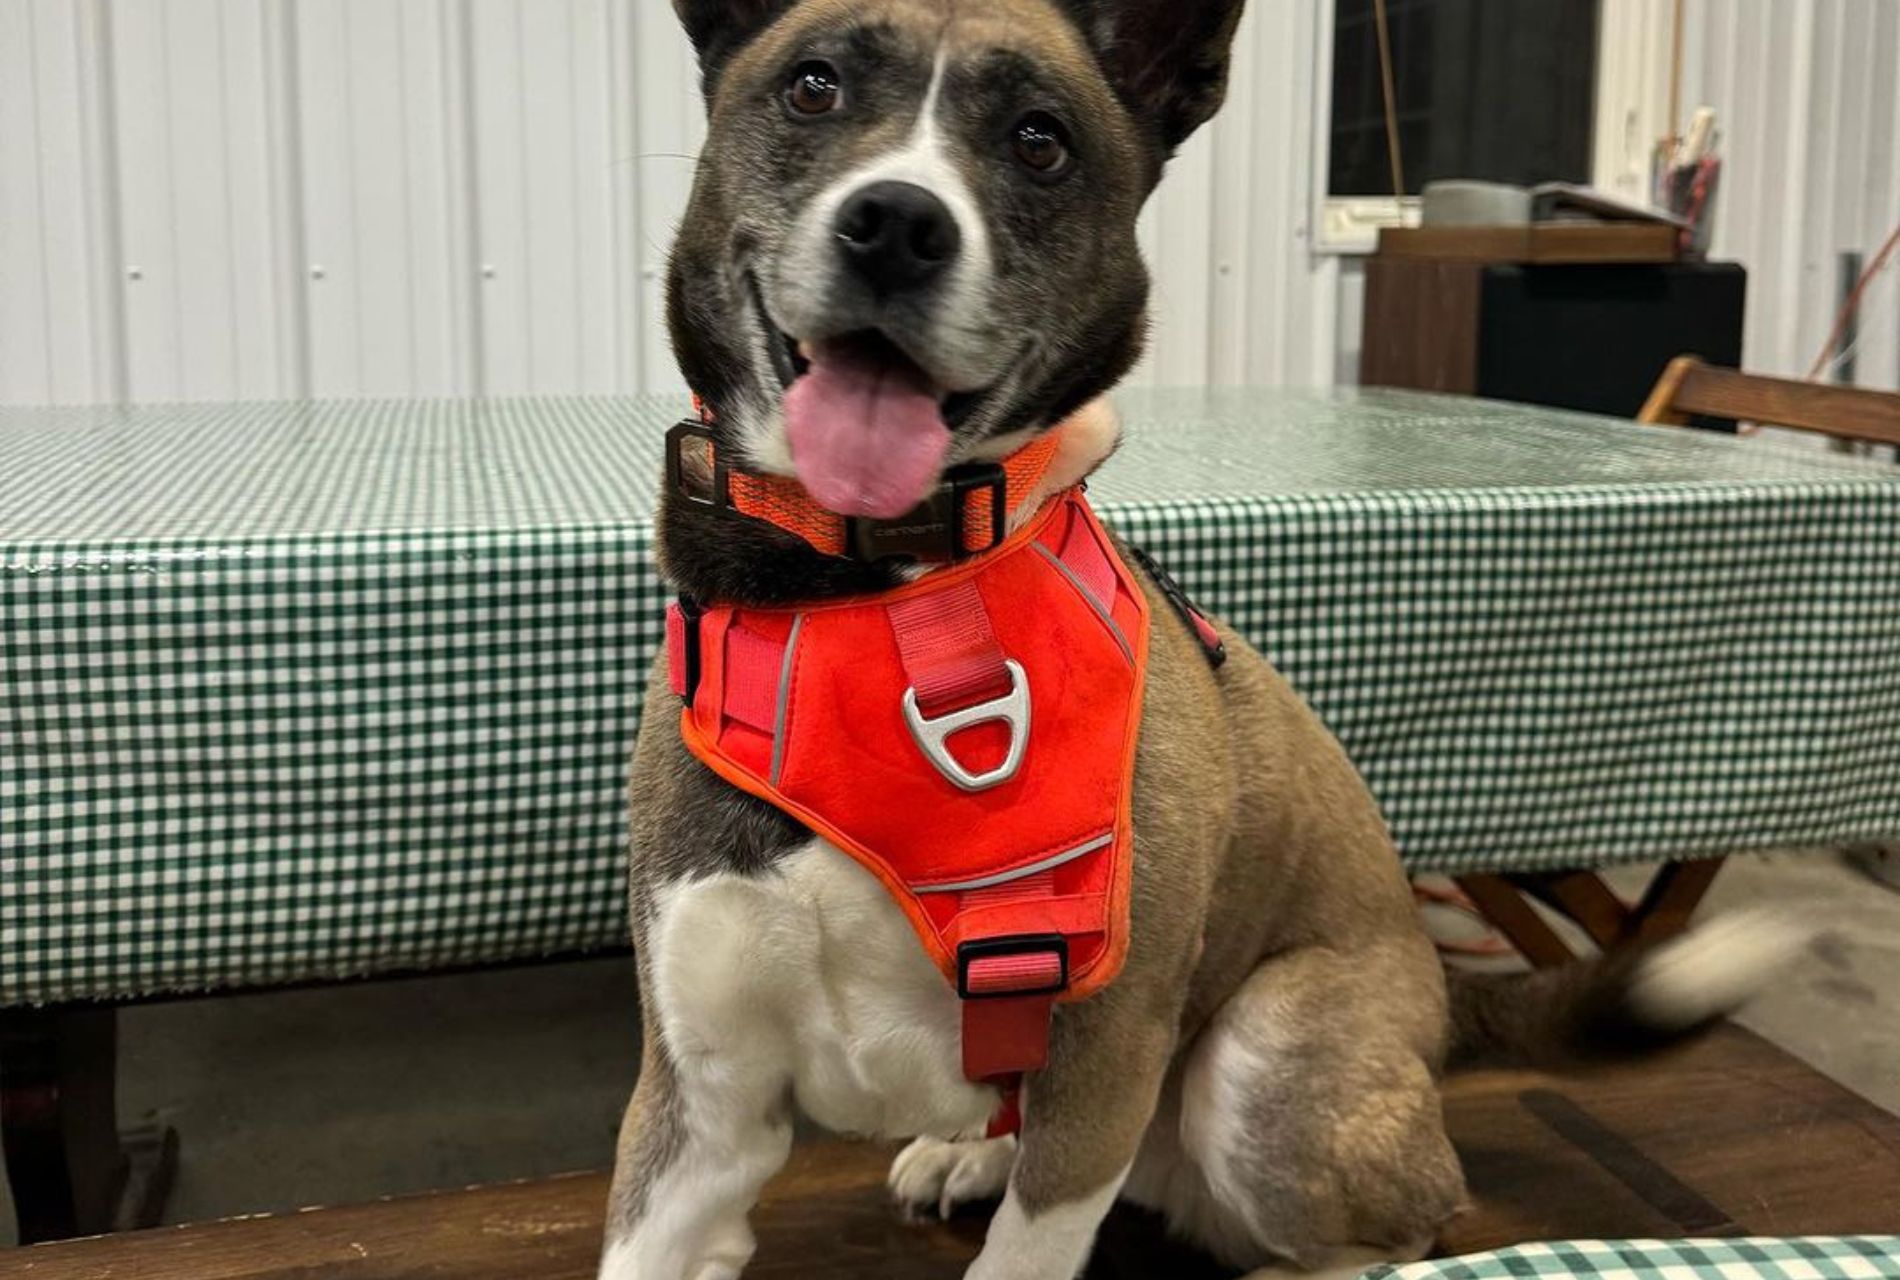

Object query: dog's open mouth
[750,278,995,520]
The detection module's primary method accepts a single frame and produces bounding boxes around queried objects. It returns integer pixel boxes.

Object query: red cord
[1807,219,1900,380]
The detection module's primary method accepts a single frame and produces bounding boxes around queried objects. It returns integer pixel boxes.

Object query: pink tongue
[783,343,951,519]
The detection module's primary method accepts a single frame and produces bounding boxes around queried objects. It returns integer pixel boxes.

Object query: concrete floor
[2,850,1897,1247]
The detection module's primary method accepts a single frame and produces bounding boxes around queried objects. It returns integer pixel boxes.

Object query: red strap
[964,994,1056,1082]
[985,1080,1023,1140]
[1188,609,1224,656]
[666,602,689,698]
[957,869,1064,1086]
[887,579,1012,716]
[672,606,788,735]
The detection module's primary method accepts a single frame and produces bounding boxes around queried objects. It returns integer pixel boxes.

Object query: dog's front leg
[598,906,796,1280]
[598,1024,792,1280]
[965,1007,1175,1280]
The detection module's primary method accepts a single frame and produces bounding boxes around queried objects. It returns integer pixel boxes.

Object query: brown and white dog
[600,2,1804,1277]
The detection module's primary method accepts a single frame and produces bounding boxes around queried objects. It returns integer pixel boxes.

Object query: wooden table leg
[1628,858,1725,942]
[1452,857,1728,969]
[0,1005,177,1243]
[1454,874,1578,968]
[1513,871,1631,950]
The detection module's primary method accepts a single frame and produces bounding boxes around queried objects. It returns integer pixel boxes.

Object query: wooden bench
[5,1027,1897,1279]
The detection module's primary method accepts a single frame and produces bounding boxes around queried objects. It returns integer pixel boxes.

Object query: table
[4,1028,1897,1278]
[5,389,1899,1005]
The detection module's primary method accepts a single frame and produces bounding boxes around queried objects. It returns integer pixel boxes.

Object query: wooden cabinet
[1361,227,1746,421]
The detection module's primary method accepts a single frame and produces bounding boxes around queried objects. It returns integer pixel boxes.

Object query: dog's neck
[975,397,1121,529]
[655,398,1122,609]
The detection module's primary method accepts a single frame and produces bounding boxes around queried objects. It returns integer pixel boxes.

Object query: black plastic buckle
[843,462,1007,564]
[666,420,731,509]
[674,594,704,704]
[956,935,1070,1000]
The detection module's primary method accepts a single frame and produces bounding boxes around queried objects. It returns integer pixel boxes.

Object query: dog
[599,2,1805,1277]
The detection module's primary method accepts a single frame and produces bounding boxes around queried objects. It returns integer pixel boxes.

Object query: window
[1321,0,1603,249]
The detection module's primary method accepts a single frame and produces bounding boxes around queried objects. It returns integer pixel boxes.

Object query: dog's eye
[1012,112,1070,175]
[787,61,843,115]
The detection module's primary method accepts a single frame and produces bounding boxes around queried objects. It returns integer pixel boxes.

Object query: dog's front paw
[888,1135,1017,1221]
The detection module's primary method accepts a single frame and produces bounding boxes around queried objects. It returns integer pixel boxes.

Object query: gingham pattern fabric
[5,390,1899,1003]
[1358,1237,1900,1279]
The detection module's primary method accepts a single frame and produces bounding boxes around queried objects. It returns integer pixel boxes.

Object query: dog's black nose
[833,181,961,292]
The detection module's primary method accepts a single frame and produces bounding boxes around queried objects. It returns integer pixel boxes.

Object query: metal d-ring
[901,659,1031,792]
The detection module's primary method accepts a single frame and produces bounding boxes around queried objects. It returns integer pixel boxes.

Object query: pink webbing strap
[965,950,1064,993]
[666,602,690,698]
[886,578,1071,1130]
[1056,512,1118,614]
[886,580,1012,717]
[669,603,786,735]
[961,869,1056,913]
[722,625,783,733]
[959,870,1065,1128]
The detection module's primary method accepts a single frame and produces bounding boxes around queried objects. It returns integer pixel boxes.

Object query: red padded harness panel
[666,490,1149,1094]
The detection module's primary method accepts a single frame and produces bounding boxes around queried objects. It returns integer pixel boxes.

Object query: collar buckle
[667,421,1010,564]
[843,462,1007,564]
[665,420,730,508]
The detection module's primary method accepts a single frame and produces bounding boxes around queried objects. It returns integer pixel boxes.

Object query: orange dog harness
[665,455,1151,1095]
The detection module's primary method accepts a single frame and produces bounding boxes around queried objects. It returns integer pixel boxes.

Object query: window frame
[1312,0,1666,255]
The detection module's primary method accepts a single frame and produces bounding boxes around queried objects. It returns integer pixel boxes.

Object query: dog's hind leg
[1125,938,1463,1274]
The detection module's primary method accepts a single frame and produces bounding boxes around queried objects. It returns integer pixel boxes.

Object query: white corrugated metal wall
[2,0,1895,406]
[1596,0,1900,391]
[0,0,1339,406]
[0,0,706,404]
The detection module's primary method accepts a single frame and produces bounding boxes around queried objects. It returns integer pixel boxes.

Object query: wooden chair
[1455,358,1900,968]
[1637,355,1900,443]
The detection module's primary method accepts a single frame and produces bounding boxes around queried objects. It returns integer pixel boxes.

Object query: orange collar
[666,412,1067,564]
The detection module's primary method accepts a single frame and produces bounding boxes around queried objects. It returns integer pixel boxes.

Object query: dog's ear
[1064,0,1248,153]
[673,0,793,89]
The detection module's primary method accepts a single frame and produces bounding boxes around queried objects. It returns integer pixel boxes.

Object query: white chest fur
[648,839,999,1141]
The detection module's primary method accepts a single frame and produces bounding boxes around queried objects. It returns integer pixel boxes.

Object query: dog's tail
[1444,910,1811,1070]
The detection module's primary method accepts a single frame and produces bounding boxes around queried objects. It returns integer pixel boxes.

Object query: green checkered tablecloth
[5,389,1899,1003]
[1359,1237,1900,1279]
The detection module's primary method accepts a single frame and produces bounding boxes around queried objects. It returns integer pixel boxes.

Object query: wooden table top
[5,1026,1898,1279]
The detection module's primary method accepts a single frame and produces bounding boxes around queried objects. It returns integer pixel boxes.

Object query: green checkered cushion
[1359,1237,1900,1279]
[5,390,1899,1003]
